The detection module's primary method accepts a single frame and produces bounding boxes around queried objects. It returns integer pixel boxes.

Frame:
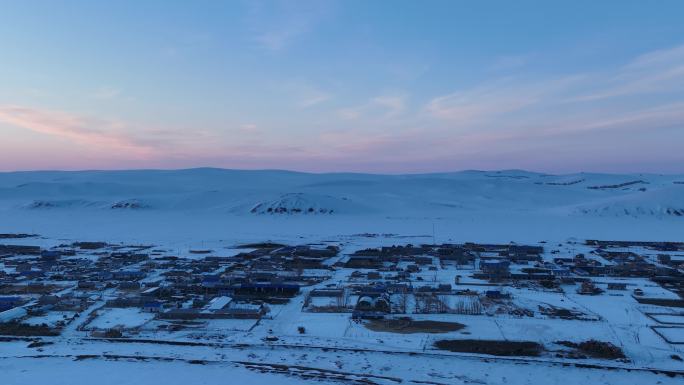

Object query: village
[1,233,684,381]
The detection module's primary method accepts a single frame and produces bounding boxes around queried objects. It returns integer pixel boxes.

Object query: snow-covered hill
[0,168,682,217]
[0,168,681,243]
[247,193,365,215]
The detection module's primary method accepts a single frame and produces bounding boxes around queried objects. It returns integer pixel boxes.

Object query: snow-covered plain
[1,168,683,385]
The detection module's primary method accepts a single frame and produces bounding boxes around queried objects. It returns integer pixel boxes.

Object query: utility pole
[432,223,436,245]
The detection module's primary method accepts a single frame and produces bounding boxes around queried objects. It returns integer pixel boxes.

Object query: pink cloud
[0,105,155,157]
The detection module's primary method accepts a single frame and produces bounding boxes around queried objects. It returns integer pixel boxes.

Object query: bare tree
[436,294,450,313]
[397,291,409,314]
[335,290,346,309]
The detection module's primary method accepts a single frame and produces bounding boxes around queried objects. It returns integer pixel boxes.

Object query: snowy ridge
[249,193,361,215]
[0,168,682,218]
[23,199,104,209]
[22,198,151,210]
[570,186,684,217]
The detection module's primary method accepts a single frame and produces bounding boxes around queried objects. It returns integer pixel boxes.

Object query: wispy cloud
[571,44,684,102]
[246,0,334,51]
[488,54,531,72]
[535,101,684,138]
[293,84,332,108]
[0,105,155,157]
[426,43,684,128]
[425,76,582,124]
[91,86,122,100]
[299,92,332,108]
[371,94,407,117]
[238,123,259,132]
[348,44,684,172]
[338,93,409,120]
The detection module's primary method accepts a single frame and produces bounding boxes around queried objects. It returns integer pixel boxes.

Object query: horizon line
[0,166,679,177]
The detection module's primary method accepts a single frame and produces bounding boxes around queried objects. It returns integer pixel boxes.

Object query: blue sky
[1,0,683,173]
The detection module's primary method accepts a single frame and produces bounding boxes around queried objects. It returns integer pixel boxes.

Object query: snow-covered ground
[0,336,681,385]
[23,311,75,327]
[87,308,155,330]
[0,356,340,385]
[1,168,683,384]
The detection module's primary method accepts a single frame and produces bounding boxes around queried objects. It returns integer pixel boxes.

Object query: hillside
[0,168,682,243]
[0,168,682,216]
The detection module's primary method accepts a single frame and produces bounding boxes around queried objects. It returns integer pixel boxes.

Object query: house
[437,248,472,264]
[552,268,571,278]
[98,272,114,281]
[578,281,602,295]
[233,283,300,298]
[414,256,433,265]
[367,271,381,280]
[38,295,60,306]
[143,301,163,313]
[247,272,277,283]
[20,270,44,279]
[16,262,32,273]
[41,250,61,260]
[0,296,23,312]
[140,286,160,298]
[387,283,411,294]
[481,260,510,279]
[78,281,105,290]
[0,244,41,255]
[201,274,221,288]
[118,281,141,291]
[607,283,627,290]
[351,310,385,320]
[345,256,382,268]
[553,257,574,265]
[204,296,233,311]
[216,302,265,318]
[658,254,672,264]
[159,308,201,319]
[159,301,265,319]
[73,241,107,250]
[437,284,452,293]
[113,270,146,281]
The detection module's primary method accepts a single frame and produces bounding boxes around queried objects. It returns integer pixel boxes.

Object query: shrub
[434,339,543,357]
[103,329,123,338]
[577,340,625,359]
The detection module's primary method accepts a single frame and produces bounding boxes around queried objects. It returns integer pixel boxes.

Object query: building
[233,283,300,298]
[355,292,391,313]
[143,301,163,313]
[0,296,23,312]
[113,270,146,281]
[345,255,382,269]
[607,283,627,290]
[481,260,510,279]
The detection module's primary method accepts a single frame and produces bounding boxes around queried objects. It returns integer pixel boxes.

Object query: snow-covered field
[87,308,155,330]
[24,311,75,327]
[0,356,340,385]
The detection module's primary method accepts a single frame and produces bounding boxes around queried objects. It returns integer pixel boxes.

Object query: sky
[1,0,684,174]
